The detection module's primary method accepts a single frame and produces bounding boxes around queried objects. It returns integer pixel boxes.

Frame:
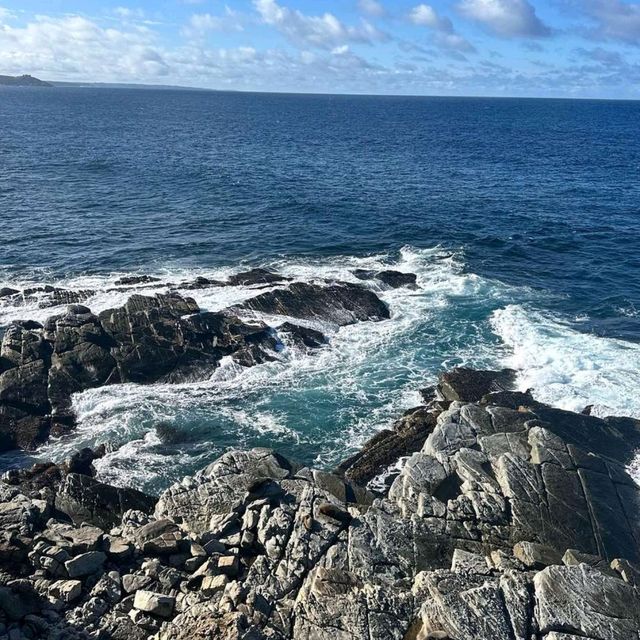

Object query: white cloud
[409,4,444,29]
[181,8,244,38]
[582,0,640,45]
[358,0,385,18]
[114,7,143,19]
[408,4,475,52]
[253,0,387,49]
[0,6,17,22]
[575,46,624,66]
[458,0,551,37]
[0,14,169,78]
[0,6,636,98]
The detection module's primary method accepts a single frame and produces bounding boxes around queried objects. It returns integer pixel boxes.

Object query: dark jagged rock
[277,322,327,349]
[352,268,376,280]
[98,294,276,383]
[482,388,535,409]
[235,282,390,326]
[38,289,95,309]
[46,306,118,419]
[178,276,225,290]
[226,268,290,287]
[0,293,289,451]
[437,367,517,402]
[65,447,105,477]
[336,405,438,486]
[2,286,96,309]
[0,320,53,451]
[114,276,162,286]
[375,270,417,288]
[154,423,184,445]
[352,269,417,288]
[55,473,156,530]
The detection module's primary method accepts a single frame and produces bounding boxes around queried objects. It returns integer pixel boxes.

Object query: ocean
[1,87,639,493]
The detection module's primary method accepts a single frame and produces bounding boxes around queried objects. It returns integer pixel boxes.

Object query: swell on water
[2,246,639,492]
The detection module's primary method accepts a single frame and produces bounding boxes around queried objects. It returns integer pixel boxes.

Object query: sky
[0,0,639,98]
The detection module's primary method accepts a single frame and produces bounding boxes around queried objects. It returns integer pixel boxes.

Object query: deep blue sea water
[1,88,640,491]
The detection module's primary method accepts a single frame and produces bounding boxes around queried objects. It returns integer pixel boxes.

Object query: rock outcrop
[1,282,389,452]
[0,294,278,451]
[1,369,639,639]
[353,269,418,289]
[234,282,390,326]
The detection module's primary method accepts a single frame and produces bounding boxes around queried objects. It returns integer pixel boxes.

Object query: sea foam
[4,247,639,491]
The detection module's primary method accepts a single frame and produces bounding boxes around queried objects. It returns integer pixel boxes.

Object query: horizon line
[3,74,639,102]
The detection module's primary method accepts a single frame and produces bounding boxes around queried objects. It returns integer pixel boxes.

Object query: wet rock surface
[234,282,390,326]
[1,368,639,639]
[352,269,418,289]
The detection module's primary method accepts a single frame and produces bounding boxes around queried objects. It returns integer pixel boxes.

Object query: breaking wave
[3,246,639,492]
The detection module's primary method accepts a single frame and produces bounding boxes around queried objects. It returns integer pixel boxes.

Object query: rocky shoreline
[1,275,640,639]
[1,366,639,639]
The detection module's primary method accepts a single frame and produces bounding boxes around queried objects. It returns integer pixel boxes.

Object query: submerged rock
[376,270,418,288]
[114,275,162,286]
[277,322,327,349]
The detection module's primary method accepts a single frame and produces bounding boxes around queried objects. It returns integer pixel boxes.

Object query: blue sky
[0,0,639,98]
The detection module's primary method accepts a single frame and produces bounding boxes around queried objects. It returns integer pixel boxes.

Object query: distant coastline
[0,74,52,87]
[2,73,639,100]
[0,73,209,91]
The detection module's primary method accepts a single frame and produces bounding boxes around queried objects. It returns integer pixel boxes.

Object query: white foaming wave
[218,407,302,443]
[0,264,267,328]
[0,246,487,328]
[491,304,640,418]
[33,247,517,489]
[491,304,640,483]
[27,247,639,490]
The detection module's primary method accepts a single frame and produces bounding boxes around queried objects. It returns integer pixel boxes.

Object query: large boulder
[234,282,390,326]
[0,321,52,451]
[353,269,418,289]
[55,473,157,530]
[45,306,118,419]
[437,367,517,402]
[534,563,640,638]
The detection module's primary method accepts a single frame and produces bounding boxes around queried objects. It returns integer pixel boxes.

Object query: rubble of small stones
[1,367,639,639]
[1,277,390,452]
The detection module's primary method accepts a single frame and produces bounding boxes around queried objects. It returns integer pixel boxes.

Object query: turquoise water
[1,89,639,491]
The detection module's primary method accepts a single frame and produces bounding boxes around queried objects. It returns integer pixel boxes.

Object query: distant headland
[0,73,208,91]
[0,74,52,87]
